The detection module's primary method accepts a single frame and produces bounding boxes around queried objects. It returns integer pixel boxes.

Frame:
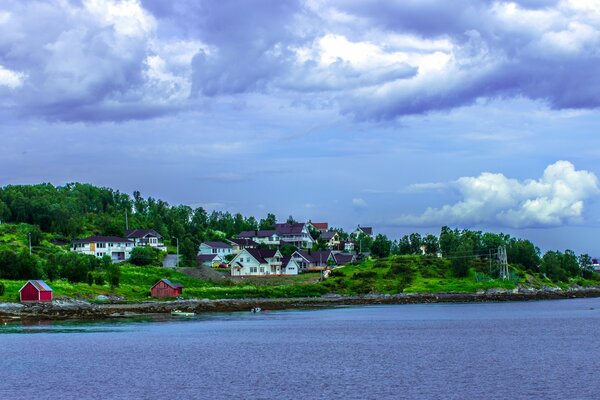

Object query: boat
[171,310,195,317]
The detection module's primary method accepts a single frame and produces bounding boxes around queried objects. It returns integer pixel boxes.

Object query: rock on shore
[2,286,600,321]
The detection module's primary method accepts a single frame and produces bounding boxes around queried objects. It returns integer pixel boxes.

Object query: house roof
[274,223,305,235]
[202,241,232,249]
[294,250,333,263]
[311,222,328,231]
[238,230,277,238]
[356,226,373,235]
[196,254,221,262]
[125,229,163,239]
[20,280,52,292]
[155,279,184,289]
[245,248,279,264]
[333,253,355,265]
[321,231,337,240]
[229,238,258,247]
[72,235,133,244]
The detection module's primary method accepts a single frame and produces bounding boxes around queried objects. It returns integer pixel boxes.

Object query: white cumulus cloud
[352,197,368,208]
[396,161,599,228]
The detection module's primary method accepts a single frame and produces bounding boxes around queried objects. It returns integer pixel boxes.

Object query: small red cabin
[19,280,53,303]
[150,279,184,298]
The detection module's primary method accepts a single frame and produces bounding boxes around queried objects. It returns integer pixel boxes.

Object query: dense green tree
[129,246,160,266]
[422,234,439,255]
[371,234,392,258]
[259,213,277,230]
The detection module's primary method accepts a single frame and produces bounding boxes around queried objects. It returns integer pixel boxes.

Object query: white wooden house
[229,248,295,276]
[198,241,234,257]
[71,235,134,262]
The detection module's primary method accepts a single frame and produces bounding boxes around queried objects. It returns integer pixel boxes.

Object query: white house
[230,248,292,276]
[71,235,134,262]
[125,229,167,252]
[352,225,373,238]
[196,253,225,268]
[320,231,340,249]
[237,222,315,249]
[228,238,258,252]
[199,241,234,257]
[236,230,280,246]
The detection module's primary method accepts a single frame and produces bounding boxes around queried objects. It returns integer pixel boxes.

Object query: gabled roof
[153,279,184,289]
[311,222,328,231]
[72,235,133,244]
[274,223,306,235]
[355,226,373,235]
[244,248,280,264]
[321,231,337,240]
[196,254,222,262]
[229,238,258,247]
[238,230,277,238]
[333,253,356,265]
[293,250,333,264]
[20,280,52,292]
[125,229,163,239]
[202,241,232,249]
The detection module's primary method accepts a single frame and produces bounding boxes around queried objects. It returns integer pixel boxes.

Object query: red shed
[19,280,53,302]
[151,279,184,298]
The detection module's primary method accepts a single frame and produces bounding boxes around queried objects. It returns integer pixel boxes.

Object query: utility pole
[125,209,129,231]
[28,232,32,255]
[174,237,179,268]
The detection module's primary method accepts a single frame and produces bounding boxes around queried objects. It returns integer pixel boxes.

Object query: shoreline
[2,287,600,321]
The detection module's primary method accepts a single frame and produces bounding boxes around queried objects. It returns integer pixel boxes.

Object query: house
[19,280,52,302]
[237,230,280,246]
[71,235,134,262]
[342,241,356,252]
[196,253,225,268]
[291,250,335,272]
[198,241,233,257]
[150,279,184,298]
[281,256,301,275]
[237,222,316,249]
[125,229,167,252]
[274,222,315,248]
[352,225,373,238]
[228,238,258,253]
[230,248,288,276]
[320,231,340,249]
[291,250,356,272]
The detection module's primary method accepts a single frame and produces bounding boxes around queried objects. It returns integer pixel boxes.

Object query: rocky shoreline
[2,286,600,321]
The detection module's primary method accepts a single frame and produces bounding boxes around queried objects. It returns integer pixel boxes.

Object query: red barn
[150,279,184,298]
[19,280,53,302]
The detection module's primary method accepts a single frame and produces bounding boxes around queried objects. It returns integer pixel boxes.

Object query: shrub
[329,269,345,277]
[373,261,387,268]
[129,247,159,266]
[354,270,377,279]
[94,274,105,286]
[0,282,4,296]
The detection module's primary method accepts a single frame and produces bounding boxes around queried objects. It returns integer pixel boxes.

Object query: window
[212,248,217,254]
[97,243,106,248]
[250,266,257,273]
[259,267,264,273]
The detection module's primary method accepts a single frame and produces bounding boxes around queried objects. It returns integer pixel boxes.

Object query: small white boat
[171,310,195,317]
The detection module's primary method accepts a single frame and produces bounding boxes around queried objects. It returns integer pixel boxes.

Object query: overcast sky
[2,0,600,253]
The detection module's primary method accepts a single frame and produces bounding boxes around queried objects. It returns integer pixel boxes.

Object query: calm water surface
[2,299,600,399]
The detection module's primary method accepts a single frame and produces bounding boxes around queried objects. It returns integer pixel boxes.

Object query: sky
[1,0,600,253]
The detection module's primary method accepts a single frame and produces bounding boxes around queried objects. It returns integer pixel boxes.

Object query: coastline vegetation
[1,183,599,303]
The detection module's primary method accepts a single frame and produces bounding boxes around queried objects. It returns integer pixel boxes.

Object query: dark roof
[202,241,232,249]
[238,230,277,238]
[196,254,220,262]
[357,226,373,235]
[21,280,52,292]
[72,235,132,244]
[321,231,337,240]
[229,238,258,247]
[281,255,292,265]
[245,248,279,264]
[311,222,328,231]
[333,253,355,265]
[275,223,305,235]
[155,279,183,289]
[125,229,163,239]
[294,250,332,263]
